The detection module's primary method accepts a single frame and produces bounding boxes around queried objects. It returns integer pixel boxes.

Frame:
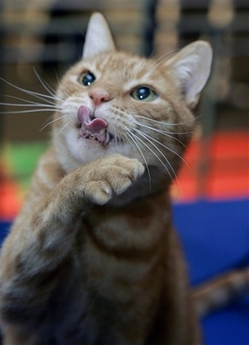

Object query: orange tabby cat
[0,13,214,345]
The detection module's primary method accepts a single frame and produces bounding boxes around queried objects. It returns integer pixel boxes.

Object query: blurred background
[0,2,248,344]
[0,0,248,219]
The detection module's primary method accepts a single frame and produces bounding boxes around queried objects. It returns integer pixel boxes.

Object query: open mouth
[80,128,116,146]
[77,105,123,146]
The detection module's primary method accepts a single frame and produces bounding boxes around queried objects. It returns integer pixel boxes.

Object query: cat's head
[53,13,212,182]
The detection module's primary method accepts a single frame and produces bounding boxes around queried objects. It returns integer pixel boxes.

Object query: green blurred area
[5,141,48,190]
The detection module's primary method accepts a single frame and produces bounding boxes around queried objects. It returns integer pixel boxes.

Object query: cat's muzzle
[77,105,122,146]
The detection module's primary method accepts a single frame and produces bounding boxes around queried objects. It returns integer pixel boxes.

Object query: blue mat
[173,198,249,345]
[0,198,249,344]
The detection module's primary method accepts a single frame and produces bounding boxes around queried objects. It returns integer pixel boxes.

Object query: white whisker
[112,106,195,138]
[133,113,197,128]
[1,109,58,115]
[133,120,188,148]
[39,114,69,132]
[136,128,189,168]
[33,68,57,98]
[123,126,151,188]
[132,128,176,181]
[112,113,120,148]
[3,95,52,106]
[54,120,71,137]
[1,98,59,109]
[0,77,61,104]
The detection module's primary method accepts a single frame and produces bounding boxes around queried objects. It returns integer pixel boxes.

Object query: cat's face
[54,52,190,176]
[53,13,212,181]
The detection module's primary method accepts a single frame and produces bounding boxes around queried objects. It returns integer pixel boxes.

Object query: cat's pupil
[80,71,96,86]
[136,87,150,99]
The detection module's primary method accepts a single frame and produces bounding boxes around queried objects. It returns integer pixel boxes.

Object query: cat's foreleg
[0,153,144,340]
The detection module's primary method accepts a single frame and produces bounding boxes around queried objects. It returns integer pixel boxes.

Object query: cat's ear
[83,13,115,59]
[166,41,212,108]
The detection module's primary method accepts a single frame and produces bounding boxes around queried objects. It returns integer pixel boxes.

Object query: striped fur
[0,13,215,345]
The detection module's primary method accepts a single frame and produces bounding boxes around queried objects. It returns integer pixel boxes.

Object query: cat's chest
[79,199,170,257]
[75,201,169,295]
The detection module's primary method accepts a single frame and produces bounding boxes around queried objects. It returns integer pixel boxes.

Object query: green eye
[131,86,157,102]
[80,71,96,86]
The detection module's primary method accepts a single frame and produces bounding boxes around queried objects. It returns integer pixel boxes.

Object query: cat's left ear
[165,41,213,108]
[83,12,115,59]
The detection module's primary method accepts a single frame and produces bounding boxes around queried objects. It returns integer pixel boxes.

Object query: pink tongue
[77,105,108,132]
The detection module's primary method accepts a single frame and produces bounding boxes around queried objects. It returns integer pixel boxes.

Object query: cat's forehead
[92,52,147,70]
[77,52,163,85]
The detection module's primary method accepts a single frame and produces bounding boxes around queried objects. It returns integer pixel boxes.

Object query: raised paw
[84,154,145,205]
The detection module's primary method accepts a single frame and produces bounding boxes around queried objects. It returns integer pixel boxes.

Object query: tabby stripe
[83,218,158,262]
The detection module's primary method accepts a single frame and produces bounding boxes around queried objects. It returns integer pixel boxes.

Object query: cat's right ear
[82,13,115,59]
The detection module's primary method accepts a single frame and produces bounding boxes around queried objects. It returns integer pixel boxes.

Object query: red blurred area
[172,131,248,201]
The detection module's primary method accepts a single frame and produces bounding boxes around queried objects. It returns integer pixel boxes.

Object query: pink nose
[89,87,112,106]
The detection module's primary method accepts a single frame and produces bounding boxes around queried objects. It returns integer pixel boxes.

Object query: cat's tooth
[99,128,106,136]
[105,132,110,145]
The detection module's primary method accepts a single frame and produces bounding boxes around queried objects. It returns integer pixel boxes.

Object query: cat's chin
[57,131,133,173]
